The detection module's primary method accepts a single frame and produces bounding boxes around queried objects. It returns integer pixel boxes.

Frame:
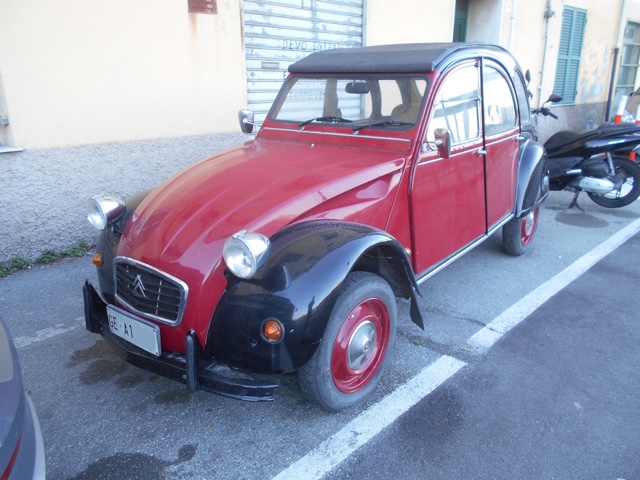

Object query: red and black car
[83,43,548,410]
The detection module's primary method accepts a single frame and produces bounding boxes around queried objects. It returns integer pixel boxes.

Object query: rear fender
[515,140,549,216]
[207,220,426,374]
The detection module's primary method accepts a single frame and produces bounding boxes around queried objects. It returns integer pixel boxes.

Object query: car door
[482,60,520,227]
[411,61,487,274]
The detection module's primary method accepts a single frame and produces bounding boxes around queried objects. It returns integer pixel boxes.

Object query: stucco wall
[0,0,246,149]
[0,132,246,262]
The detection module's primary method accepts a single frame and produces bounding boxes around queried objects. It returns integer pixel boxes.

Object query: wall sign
[188,0,217,14]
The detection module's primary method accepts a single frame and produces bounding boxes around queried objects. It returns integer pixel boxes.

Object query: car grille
[114,257,188,325]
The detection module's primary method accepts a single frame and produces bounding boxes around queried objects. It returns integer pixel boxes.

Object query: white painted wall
[467,0,504,44]
[0,0,246,149]
[366,0,455,45]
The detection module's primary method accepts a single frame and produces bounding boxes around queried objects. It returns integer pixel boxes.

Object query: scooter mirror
[548,94,562,103]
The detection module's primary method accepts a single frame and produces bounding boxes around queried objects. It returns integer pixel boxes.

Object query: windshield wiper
[352,120,413,132]
[299,116,353,128]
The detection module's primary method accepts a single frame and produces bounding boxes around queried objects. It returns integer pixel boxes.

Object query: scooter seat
[544,123,640,152]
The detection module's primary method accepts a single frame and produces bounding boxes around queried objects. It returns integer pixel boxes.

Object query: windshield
[271,76,428,131]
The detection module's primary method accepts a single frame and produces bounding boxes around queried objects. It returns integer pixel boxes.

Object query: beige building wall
[0,0,246,149]
[503,0,558,108]
[366,0,455,45]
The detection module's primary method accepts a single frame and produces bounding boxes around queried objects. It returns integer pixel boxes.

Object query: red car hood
[119,138,404,263]
[117,137,405,350]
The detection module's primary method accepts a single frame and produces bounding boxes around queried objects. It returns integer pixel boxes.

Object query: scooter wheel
[587,156,640,208]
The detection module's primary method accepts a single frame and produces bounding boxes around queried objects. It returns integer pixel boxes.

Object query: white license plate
[107,305,161,357]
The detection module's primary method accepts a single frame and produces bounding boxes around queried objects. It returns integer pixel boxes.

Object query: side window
[512,71,531,128]
[426,65,480,146]
[483,66,517,136]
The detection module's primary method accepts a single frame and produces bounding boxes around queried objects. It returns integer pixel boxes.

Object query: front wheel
[298,272,397,411]
[502,207,539,256]
[587,156,640,208]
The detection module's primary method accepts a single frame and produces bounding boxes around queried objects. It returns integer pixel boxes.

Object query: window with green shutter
[553,6,587,104]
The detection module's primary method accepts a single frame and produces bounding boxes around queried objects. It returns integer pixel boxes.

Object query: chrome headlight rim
[223,230,270,279]
[87,195,126,231]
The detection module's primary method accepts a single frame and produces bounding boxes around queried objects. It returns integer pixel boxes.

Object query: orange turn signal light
[92,252,103,267]
[263,319,284,343]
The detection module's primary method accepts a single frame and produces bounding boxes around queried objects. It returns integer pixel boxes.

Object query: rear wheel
[502,207,539,256]
[587,156,640,208]
[298,272,397,411]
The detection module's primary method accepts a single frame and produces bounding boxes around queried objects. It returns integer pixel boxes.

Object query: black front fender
[208,220,425,374]
[515,140,549,217]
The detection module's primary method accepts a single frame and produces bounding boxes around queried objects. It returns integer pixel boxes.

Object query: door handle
[477,148,487,156]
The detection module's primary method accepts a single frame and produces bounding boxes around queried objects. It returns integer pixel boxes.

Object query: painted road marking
[14,317,84,349]
[272,216,640,480]
[467,216,640,354]
[272,355,467,480]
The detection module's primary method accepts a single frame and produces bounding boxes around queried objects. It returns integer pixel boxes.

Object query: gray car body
[0,318,45,479]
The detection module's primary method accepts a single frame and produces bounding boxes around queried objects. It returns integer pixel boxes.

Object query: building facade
[0,0,638,261]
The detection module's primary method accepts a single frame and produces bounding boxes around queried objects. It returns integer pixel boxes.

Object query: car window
[271,76,427,127]
[483,66,517,136]
[512,70,531,128]
[426,65,480,146]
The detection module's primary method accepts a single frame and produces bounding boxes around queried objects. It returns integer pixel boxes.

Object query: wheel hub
[347,320,378,371]
[523,211,535,237]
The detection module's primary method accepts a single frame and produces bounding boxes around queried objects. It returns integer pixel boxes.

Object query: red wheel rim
[331,297,390,394]
[520,208,538,247]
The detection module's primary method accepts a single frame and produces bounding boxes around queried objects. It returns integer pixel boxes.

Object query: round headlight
[87,195,125,230]
[223,230,270,279]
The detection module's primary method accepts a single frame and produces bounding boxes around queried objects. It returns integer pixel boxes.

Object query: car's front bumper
[83,280,278,401]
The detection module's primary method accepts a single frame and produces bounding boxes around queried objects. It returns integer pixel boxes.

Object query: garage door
[243,0,364,123]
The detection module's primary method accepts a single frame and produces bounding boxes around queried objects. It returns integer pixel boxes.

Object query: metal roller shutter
[243,0,364,123]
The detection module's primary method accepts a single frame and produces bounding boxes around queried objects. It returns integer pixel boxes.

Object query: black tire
[502,207,539,256]
[298,272,397,411]
[587,156,640,208]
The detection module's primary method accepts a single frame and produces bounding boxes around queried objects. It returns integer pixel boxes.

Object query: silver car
[0,318,45,479]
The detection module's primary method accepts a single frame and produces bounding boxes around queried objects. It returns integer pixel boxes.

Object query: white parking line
[272,355,467,480]
[467,216,640,353]
[14,317,84,348]
[272,216,640,480]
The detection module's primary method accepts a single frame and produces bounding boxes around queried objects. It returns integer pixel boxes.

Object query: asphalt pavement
[326,232,640,480]
[1,191,639,480]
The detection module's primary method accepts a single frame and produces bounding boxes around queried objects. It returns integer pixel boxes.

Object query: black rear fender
[516,140,549,216]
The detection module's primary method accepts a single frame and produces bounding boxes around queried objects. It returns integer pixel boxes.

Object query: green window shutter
[553,6,587,104]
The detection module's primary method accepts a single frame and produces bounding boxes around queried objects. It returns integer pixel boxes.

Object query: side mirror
[525,69,531,84]
[548,94,562,103]
[434,128,451,158]
[238,109,255,134]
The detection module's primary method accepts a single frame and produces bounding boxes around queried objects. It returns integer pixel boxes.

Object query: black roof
[288,42,512,73]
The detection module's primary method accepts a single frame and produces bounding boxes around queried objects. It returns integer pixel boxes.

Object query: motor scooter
[534,94,640,209]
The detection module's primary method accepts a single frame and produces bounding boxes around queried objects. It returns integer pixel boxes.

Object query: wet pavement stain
[79,359,128,385]
[554,211,609,228]
[67,444,197,480]
[67,340,114,368]
[154,388,194,405]
[115,373,146,389]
